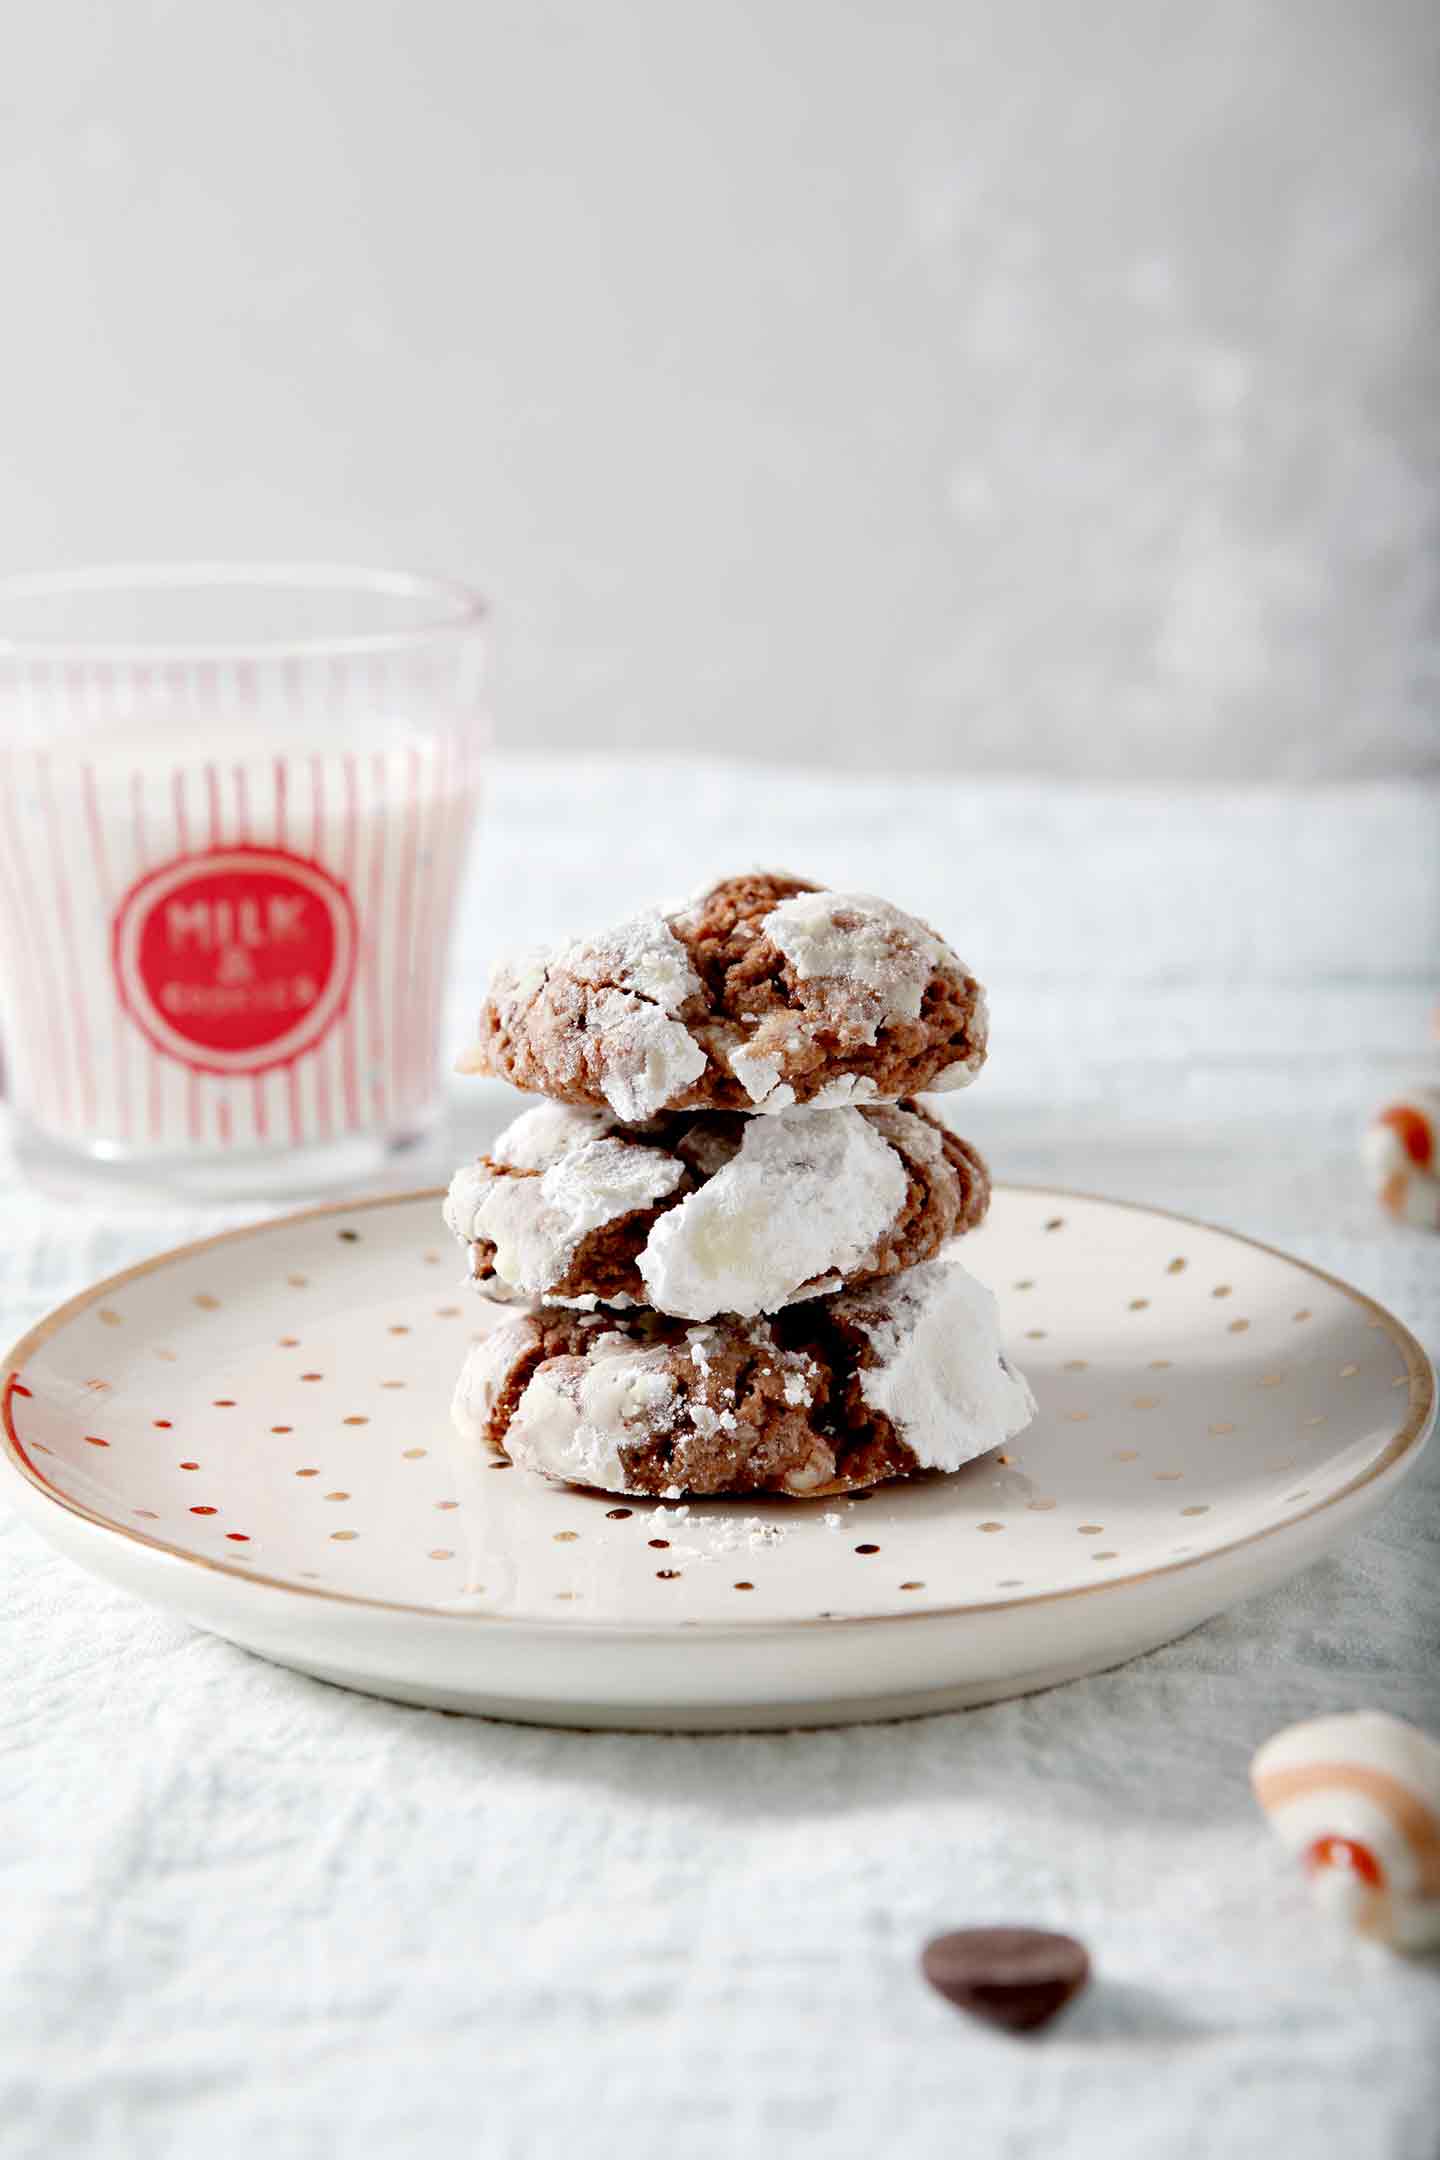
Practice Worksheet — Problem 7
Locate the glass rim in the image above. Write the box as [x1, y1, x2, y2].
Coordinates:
[0, 562, 488, 663]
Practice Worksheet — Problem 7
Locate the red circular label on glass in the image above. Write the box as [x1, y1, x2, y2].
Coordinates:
[113, 848, 357, 1076]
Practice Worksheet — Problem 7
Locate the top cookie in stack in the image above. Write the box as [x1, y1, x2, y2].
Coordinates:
[447, 873, 1034, 1498]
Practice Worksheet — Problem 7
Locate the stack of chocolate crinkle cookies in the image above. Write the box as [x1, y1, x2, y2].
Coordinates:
[446, 872, 1036, 1499]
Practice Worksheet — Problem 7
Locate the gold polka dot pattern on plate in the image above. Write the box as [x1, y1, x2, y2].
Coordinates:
[429, 1548, 454, 1561]
[1044, 1218, 1064, 1232]
[98, 1309, 122, 1327]
[193, 1293, 220, 1310]
[287, 1274, 308, 1288]
[1212, 1285, 1231, 1300]
[330, 1530, 358, 1542]
[1180, 1504, 1210, 1517]
[324, 1491, 350, 1502]
[435, 1501, 459, 1512]
[14, 1181, 1406, 1650]
[1258, 1373, 1284, 1389]
[1293, 1309, 1312, 1323]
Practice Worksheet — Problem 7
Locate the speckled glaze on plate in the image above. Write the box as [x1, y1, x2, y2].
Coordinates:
[1, 1187, 1431, 1730]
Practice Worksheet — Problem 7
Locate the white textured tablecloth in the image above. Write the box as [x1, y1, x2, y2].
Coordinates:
[3, 762, 1438, 2160]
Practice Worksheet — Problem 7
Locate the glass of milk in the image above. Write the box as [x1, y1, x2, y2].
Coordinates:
[0, 565, 486, 1200]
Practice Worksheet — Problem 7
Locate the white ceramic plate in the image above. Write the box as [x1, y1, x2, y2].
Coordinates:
[2, 1187, 1431, 1730]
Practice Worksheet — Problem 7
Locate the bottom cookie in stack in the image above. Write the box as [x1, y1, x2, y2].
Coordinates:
[451, 1259, 1035, 1499]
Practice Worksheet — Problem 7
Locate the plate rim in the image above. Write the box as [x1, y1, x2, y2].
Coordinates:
[2, 1182, 1433, 1634]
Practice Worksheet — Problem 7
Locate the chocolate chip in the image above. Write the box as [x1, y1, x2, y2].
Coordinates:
[920, 1928, 1090, 2034]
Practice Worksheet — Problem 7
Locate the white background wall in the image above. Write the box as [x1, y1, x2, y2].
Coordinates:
[2, 0, 1436, 780]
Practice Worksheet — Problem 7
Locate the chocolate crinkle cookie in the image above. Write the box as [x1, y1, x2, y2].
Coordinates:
[457, 871, 988, 1121]
[444, 1096, 990, 1322]
[451, 1260, 1035, 1499]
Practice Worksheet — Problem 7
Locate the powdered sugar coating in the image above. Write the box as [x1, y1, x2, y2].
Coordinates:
[450, 1098, 990, 1316]
[806, 1074, 880, 1109]
[462, 873, 987, 1114]
[463, 913, 707, 1121]
[927, 989, 990, 1092]
[762, 891, 958, 1040]
[489, 1100, 615, 1169]
[727, 1043, 796, 1112]
[448, 1259, 1033, 1498]
[450, 1311, 543, 1440]
[835, 1261, 1036, 1474]
[566, 909, 701, 1013]
[638, 1107, 907, 1320]
[444, 1114, 686, 1301]
[582, 989, 708, 1121]
[504, 1335, 679, 1490]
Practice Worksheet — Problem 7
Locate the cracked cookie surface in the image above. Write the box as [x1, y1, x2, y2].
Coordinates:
[459, 872, 987, 1120]
[450, 1260, 1035, 1498]
[445, 1097, 990, 1320]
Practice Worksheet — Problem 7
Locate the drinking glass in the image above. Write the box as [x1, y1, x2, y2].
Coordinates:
[0, 565, 487, 1200]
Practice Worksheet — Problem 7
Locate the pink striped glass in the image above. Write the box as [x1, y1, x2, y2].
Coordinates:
[0, 566, 486, 1200]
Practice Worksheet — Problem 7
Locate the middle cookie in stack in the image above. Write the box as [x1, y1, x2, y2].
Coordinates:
[447, 872, 1035, 1499]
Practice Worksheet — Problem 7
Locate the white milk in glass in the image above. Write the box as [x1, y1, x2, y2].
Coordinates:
[0, 699, 479, 1195]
